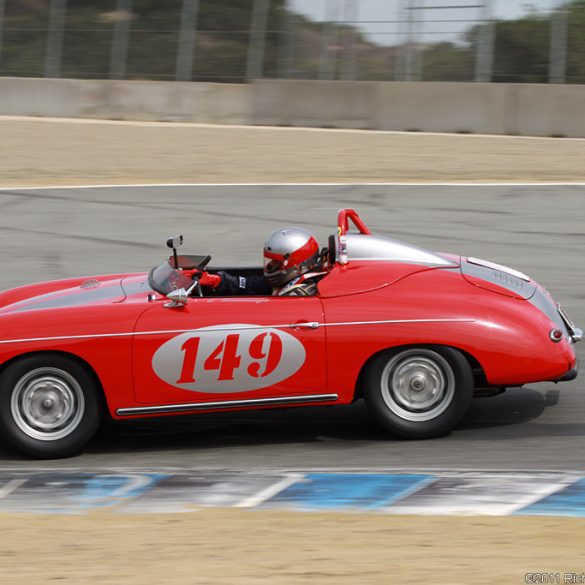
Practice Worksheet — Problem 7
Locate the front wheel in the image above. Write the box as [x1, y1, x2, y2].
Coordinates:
[0, 355, 101, 458]
[363, 346, 474, 439]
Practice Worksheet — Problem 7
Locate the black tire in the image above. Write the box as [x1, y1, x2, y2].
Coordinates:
[0, 354, 101, 459]
[363, 346, 474, 439]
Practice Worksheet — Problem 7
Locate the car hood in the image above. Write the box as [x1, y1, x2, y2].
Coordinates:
[0, 275, 130, 315]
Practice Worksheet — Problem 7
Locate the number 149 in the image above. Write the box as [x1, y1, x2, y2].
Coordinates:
[176, 332, 283, 384]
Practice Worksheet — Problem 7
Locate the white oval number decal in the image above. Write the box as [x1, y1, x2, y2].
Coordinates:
[152, 325, 306, 393]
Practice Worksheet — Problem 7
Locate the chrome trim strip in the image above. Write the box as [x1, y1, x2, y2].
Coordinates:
[0, 331, 135, 345]
[0, 325, 288, 345]
[324, 318, 474, 327]
[0, 319, 475, 345]
[557, 305, 581, 344]
[116, 393, 339, 416]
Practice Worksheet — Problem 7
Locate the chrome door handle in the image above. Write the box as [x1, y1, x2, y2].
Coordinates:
[290, 321, 320, 329]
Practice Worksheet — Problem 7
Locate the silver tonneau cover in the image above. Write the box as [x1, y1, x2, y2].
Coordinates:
[345, 233, 455, 266]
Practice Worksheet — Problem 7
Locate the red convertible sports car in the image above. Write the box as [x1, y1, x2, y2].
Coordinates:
[0, 209, 580, 458]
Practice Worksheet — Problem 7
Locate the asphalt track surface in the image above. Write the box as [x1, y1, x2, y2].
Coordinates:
[0, 184, 583, 472]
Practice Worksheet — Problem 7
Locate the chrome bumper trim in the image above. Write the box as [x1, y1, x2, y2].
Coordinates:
[557, 305, 581, 343]
[117, 393, 339, 417]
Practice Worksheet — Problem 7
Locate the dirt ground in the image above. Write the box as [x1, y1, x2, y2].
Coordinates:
[0, 510, 583, 585]
[1, 116, 585, 186]
[1, 116, 584, 583]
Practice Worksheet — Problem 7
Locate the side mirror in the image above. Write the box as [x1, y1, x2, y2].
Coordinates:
[164, 288, 188, 308]
[167, 235, 183, 249]
[167, 234, 183, 269]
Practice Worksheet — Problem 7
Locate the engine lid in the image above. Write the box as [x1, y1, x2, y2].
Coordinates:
[461, 256, 537, 299]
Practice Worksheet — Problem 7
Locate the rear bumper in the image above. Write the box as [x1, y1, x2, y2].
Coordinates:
[555, 361, 579, 382]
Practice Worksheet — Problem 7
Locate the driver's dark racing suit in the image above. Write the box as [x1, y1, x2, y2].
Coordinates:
[214, 271, 325, 297]
[214, 271, 271, 296]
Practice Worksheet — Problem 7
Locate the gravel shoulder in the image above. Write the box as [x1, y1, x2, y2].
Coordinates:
[1, 510, 583, 585]
[2, 116, 585, 186]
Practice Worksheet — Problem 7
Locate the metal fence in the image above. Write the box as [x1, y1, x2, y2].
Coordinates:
[0, 0, 579, 83]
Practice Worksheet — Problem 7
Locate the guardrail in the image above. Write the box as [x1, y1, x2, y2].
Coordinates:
[2, 77, 585, 137]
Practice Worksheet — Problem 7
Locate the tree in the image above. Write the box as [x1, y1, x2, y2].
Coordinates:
[566, 0, 585, 83]
[422, 42, 474, 82]
[1, 0, 289, 81]
[463, 0, 585, 84]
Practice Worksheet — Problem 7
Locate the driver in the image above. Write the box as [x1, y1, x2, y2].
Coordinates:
[195, 227, 326, 296]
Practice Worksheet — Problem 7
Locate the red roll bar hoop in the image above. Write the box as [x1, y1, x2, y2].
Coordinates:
[336, 208, 372, 265]
[337, 208, 372, 236]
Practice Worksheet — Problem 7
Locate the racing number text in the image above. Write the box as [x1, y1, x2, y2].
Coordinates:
[176, 332, 283, 384]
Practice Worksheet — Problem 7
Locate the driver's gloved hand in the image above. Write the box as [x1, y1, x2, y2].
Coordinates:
[198, 271, 221, 289]
[182, 269, 221, 289]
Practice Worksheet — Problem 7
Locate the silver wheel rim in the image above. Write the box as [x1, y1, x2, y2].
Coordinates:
[380, 349, 455, 422]
[10, 367, 85, 441]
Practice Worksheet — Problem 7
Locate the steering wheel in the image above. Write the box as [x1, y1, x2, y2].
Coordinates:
[191, 276, 203, 298]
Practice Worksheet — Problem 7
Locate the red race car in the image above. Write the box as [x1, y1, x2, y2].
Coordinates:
[0, 209, 580, 458]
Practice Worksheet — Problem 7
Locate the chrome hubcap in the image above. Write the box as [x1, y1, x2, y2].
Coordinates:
[381, 350, 455, 422]
[11, 368, 85, 441]
[410, 376, 426, 391]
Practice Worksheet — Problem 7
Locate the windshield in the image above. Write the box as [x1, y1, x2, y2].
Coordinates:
[148, 260, 194, 296]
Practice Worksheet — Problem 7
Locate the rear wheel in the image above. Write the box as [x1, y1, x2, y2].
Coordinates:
[0, 355, 100, 458]
[363, 346, 473, 439]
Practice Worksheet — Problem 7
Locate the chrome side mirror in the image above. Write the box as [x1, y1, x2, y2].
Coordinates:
[164, 279, 199, 308]
[164, 288, 188, 308]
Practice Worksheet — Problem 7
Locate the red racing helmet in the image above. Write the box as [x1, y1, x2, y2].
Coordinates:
[263, 227, 320, 288]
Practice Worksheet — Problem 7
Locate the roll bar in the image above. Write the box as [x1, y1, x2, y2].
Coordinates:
[337, 208, 372, 236]
[336, 208, 372, 265]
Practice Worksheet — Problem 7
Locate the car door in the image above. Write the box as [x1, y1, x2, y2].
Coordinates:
[132, 294, 326, 406]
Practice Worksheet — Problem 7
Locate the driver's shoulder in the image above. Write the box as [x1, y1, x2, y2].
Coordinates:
[279, 272, 328, 297]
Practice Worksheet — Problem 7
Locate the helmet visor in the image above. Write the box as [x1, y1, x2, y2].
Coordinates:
[263, 256, 285, 274]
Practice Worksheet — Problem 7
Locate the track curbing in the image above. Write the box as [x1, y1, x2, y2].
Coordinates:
[0, 469, 584, 517]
